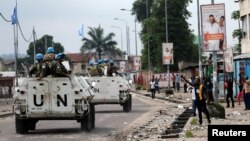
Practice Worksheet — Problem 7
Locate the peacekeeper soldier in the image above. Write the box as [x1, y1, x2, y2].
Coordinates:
[103, 58, 110, 76]
[29, 53, 50, 79]
[96, 59, 104, 76]
[51, 53, 69, 77]
[87, 60, 99, 76]
[107, 60, 119, 76]
[44, 47, 55, 66]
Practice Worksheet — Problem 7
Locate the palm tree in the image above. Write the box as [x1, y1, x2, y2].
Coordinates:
[231, 10, 242, 54]
[81, 25, 117, 59]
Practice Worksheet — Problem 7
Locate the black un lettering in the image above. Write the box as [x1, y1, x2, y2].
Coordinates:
[33, 95, 44, 107]
[57, 94, 67, 107]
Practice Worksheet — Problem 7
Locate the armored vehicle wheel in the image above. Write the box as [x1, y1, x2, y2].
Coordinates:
[123, 94, 132, 112]
[90, 104, 95, 129]
[81, 107, 92, 132]
[15, 116, 29, 134]
[128, 94, 132, 111]
[28, 120, 37, 130]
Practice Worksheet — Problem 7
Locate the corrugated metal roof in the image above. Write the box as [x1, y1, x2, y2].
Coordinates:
[0, 71, 15, 77]
[233, 53, 250, 60]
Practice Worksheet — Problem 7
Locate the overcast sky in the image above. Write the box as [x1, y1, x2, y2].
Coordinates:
[0, 0, 239, 56]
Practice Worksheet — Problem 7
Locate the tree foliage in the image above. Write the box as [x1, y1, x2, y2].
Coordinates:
[231, 10, 242, 54]
[27, 35, 64, 60]
[81, 25, 123, 59]
[132, 0, 198, 72]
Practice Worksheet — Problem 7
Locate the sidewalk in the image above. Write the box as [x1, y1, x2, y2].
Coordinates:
[0, 99, 14, 117]
[133, 89, 250, 140]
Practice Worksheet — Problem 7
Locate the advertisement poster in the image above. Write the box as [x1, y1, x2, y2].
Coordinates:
[201, 3, 226, 51]
[133, 56, 141, 71]
[162, 43, 174, 65]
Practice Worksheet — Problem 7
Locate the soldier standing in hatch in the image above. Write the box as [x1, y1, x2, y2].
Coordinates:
[44, 47, 55, 64]
[107, 60, 119, 76]
[29, 53, 50, 80]
[51, 53, 69, 77]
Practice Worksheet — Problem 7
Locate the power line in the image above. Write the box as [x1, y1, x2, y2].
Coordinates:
[17, 21, 32, 42]
[0, 13, 11, 22]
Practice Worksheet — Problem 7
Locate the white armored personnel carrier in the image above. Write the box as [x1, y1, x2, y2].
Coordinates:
[87, 75, 132, 112]
[13, 76, 95, 134]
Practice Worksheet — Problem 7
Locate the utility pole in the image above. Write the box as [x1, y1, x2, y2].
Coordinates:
[165, 0, 170, 89]
[197, 0, 202, 79]
[210, 0, 219, 103]
[33, 27, 36, 64]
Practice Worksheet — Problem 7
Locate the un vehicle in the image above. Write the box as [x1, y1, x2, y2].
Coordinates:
[87, 75, 132, 112]
[13, 76, 95, 134]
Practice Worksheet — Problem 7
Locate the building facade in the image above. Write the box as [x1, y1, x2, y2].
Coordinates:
[239, 0, 250, 53]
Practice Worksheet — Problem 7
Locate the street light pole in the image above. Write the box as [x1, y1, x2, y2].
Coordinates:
[111, 26, 123, 52]
[120, 8, 137, 56]
[165, 0, 170, 89]
[114, 18, 129, 56]
[197, 0, 202, 79]
[211, 0, 219, 103]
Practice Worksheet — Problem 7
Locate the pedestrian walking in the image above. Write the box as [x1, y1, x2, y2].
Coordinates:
[243, 77, 250, 110]
[172, 73, 176, 89]
[154, 77, 160, 93]
[149, 79, 156, 99]
[237, 74, 244, 105]
[226, 78, 234, 108]
[175, 74, 180, 92]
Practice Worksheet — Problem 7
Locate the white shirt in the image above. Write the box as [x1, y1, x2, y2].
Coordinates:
[204, 22, 222, 51]
[150, 81, 155, 89]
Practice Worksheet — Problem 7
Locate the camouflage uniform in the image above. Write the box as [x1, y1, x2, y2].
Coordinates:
[107, 64, 119, 76]
[29, 62, 50, 78]
[51, 60, 69, 77]
[44, 53, 55, 62]
[87, 65, 99, 76]
[97, 64, 104, 76]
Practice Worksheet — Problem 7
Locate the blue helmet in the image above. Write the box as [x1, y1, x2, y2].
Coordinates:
[89, 60, 94, 65]
[47, 47, 55, 53]
[55, 53, 65, 60]
[103, 58, 110, 63]
[35, 53, 44, 60]
[109, 60, 114, 64]
[97, 59, 103, 64]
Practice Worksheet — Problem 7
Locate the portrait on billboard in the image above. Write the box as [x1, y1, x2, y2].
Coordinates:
[201, 4, 226, 51]
[162, 43, 174, 65]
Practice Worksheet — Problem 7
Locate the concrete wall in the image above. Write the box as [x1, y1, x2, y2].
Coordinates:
[240, 0, 250, 53]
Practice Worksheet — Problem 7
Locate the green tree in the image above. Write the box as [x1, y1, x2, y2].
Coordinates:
[231, 10, 242, 54]
[132, 0, 197, 72]
[81, 25, 118, 59]
[27, 35, 64, 62]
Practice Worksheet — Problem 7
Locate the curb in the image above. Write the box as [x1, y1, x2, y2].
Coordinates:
[0, 112, 14, 118]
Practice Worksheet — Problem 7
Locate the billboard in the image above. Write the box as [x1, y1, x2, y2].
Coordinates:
[201, 3, 226, 51]
[162, 43, 174, 65]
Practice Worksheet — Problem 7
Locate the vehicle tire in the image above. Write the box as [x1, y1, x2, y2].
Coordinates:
[81, 107, 92, 132]
[90, 104, 95, 129]
[15, 116, 28, 134]
[123, 95, 131, 112]
[28, 120, 37, 130]
[128, 94, 132, 112]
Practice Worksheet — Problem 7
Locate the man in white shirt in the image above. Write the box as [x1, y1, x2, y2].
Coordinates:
[203, 14, 223, 51]
[149, 79, 156, 99]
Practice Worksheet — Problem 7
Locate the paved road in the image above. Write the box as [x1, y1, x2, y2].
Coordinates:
[0, 95, 152, 141]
